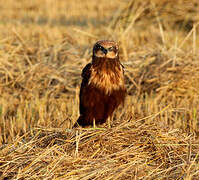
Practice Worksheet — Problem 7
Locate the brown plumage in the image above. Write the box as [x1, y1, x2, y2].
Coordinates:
[76, 40, 126, 127]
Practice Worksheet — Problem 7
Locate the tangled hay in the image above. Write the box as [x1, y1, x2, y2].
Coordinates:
[1, 121, 199, 179]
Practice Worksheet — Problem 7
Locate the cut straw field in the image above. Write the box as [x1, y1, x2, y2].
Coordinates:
[0, 0, 199, 179]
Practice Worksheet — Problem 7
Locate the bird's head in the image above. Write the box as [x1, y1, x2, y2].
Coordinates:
[93, 40, 119, 59]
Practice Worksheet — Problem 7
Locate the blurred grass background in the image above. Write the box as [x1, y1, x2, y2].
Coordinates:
[0, 0, 199, 179]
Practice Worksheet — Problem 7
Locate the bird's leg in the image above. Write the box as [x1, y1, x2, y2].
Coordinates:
[107, 115, 113, 128]
[93, 118, 96, 129]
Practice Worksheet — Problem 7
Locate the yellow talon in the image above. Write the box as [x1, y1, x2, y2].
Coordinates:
[93, 118, 96, 129]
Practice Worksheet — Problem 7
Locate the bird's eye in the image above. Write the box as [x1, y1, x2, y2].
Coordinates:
[96, 44, 103, 50]
[108, 47, 115, 51]
[99, 46, 104, 50]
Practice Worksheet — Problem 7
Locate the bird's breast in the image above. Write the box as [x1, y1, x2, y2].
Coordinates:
[88, 65, 125, 94]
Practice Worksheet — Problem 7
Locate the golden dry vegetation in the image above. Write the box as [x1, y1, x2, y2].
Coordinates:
[0, 0, 199, 179]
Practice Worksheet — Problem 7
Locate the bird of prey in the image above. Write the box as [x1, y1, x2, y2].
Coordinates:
[76, 40, 126, 128]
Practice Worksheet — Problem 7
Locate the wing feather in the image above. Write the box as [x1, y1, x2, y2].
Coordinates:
[81, 63, 92, 80]
[79, 63, 92, 114]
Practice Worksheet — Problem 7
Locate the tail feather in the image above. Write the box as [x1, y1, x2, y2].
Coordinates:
[74, 115, 92, 127]
[76, 115, 85, 126]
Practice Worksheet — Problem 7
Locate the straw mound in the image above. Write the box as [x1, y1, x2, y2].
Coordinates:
[1, 121, 198, 179]
[126, 51, 199, 97]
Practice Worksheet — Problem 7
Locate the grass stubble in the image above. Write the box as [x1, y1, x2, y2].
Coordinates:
[0, 0, 199, 179]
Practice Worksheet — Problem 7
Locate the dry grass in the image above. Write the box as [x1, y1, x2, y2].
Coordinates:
[0, 0, 199, 179]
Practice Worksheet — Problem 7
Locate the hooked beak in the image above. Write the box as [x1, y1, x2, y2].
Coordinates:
[102, 48, 108, 55]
